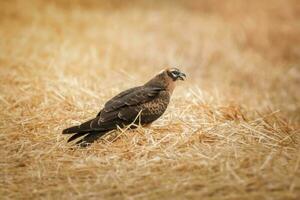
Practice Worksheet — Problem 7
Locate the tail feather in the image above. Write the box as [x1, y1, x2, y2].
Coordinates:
[75, 131, 108, 147]
[67, 132, 88, 142]
[62, 125, 81, 134]
[62, 119, 95, 134]
[62, 118, 110, 147]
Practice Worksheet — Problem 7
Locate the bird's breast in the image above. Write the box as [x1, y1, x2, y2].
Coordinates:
[138, 92, 170, 124]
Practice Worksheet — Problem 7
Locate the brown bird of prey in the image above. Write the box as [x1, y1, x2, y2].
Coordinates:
[62, 68, 186, 147]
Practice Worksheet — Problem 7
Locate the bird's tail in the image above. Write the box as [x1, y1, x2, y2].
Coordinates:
[75, 131, 108, 147]
[62, 118, 111, 147]
[62, 126, 108, 147]
[62, 125, 82, 134]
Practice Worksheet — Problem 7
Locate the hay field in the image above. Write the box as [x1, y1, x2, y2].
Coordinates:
[1, 0, 300, 199]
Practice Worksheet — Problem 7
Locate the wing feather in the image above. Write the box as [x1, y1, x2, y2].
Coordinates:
[103, 87, 162, 112]
[64, 86, 164, 140]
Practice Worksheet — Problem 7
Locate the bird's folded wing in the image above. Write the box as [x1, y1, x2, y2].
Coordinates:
[76, 86, 164, 132]
[96, 87, 140, 117]
[103, 86, 163, 112]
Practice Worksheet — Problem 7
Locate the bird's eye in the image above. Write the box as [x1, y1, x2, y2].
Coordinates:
[167, 69, 180, 80]
[171, 70, 180, 77]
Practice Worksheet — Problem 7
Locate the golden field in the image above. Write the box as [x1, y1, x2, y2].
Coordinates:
[0, 0, 299, 199]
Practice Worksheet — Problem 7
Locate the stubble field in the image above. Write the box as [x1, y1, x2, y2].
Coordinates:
[0, 0, 299, 199]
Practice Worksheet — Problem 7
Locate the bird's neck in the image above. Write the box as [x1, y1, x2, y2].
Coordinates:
[166, 81, 175, 95]
[144, 73, 175, 95]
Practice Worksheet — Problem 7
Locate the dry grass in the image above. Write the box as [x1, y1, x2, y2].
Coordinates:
[1, 0, 300, 199]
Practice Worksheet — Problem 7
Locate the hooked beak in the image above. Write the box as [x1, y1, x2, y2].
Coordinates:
[177, 72, 186, 81]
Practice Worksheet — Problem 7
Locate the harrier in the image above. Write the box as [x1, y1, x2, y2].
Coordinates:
[62, 68, 186, 147]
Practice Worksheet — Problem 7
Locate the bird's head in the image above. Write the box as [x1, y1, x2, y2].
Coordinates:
[165, 68, 186, 81]
[145, 67, 186, 93]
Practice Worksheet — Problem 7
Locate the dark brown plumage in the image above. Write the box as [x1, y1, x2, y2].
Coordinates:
[62, 68, 186, 147]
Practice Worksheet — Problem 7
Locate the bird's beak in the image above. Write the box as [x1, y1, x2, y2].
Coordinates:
[177, 72, 186, 81]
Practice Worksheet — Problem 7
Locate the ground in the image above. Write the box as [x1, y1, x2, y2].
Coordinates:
[0, 0, 300, 199]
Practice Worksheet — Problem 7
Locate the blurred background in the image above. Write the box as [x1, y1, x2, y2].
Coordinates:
[1, 1, 300, 199]
[1, 0, 299, 120]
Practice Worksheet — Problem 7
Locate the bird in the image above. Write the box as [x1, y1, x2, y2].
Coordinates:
[62, 68, 186, 147]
